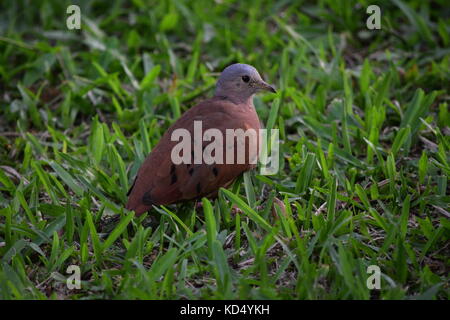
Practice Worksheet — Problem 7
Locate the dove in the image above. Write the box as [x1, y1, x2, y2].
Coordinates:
[126, 63, 276, 215]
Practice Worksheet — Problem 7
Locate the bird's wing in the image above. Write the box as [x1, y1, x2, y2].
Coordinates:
[126, 97, 261, 215]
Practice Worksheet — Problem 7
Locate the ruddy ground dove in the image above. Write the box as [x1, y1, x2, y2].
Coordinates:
[126, 63, 276, 215]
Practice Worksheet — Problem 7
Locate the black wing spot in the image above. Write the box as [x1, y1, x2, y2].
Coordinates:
[170, 164, 176, 174]
[171, 173, 178, 185]
[142, 191, 153, 205]
[188, 168, 194, 176]
[212, 167, 219, 177]
[196, 182, 201, 194]
[127, 176, 137, 196]
[190, 150, 195, 165]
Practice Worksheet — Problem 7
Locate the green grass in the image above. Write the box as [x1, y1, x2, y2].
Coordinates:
[0, 0, 449, 299]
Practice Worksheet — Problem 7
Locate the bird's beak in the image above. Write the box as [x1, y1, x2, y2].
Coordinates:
[255, 80, 277, 93]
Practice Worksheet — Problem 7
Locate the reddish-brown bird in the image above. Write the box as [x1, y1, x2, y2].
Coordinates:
[126, 63, 276, 215]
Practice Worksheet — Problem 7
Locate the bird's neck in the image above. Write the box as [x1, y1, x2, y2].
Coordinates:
[214, 91, 255, 106]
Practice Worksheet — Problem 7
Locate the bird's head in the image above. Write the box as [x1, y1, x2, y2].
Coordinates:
[215, 63, 276, 103]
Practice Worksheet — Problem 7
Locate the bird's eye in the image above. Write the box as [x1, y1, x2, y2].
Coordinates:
[242, 75, 250, 83]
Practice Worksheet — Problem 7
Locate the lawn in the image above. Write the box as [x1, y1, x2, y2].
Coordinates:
[0, 0, 449, 300]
